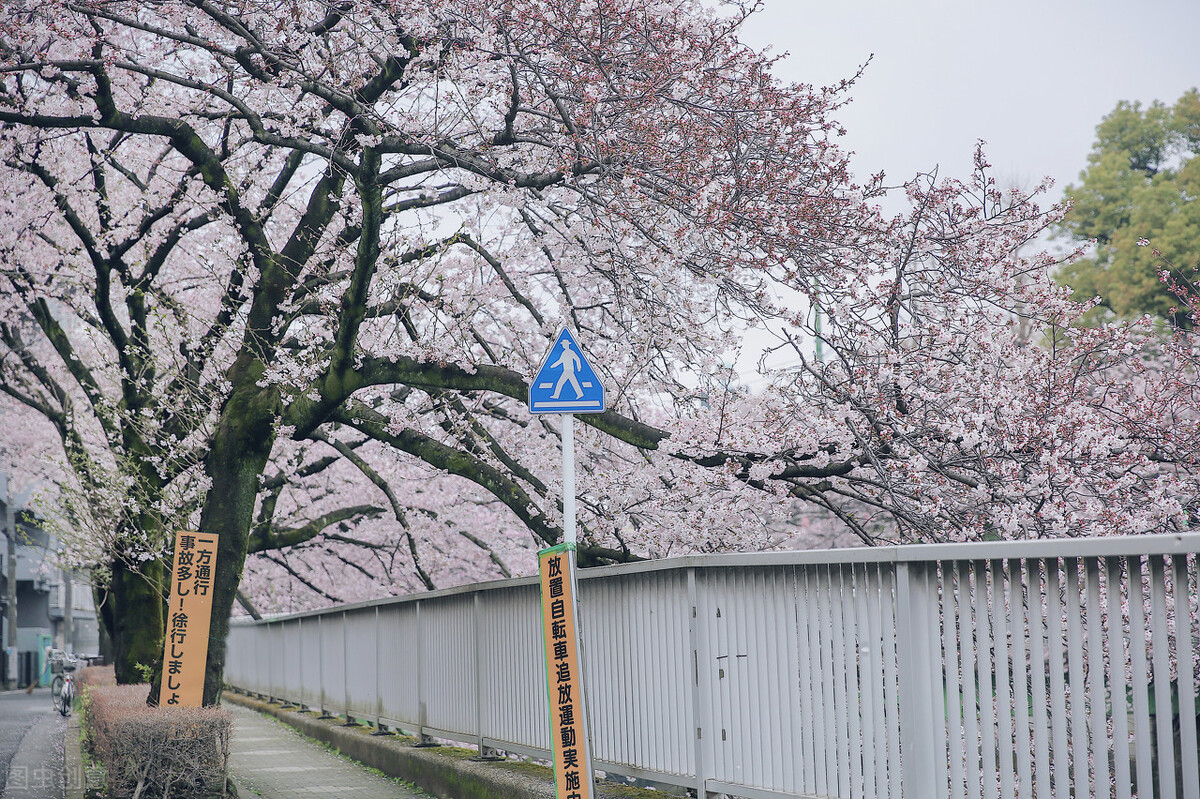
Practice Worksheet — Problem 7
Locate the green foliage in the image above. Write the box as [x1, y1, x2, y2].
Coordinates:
[1058, 89, 1200, 323]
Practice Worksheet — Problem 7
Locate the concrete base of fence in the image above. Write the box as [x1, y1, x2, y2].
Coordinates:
[222, 692, 664, 799]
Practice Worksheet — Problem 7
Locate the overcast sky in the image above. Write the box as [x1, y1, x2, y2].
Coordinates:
[738, 0, 1200, 199]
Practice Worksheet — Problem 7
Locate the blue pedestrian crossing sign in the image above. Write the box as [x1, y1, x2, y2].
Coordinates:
[528, 328, 605, 415]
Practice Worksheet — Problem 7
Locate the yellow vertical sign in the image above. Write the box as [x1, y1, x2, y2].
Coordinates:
[159, 531, 218, 707]
[539, 543, 594, 799]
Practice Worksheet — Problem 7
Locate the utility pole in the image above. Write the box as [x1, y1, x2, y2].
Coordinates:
[63, 567, 74, 654]
[3, 472, 17, 690]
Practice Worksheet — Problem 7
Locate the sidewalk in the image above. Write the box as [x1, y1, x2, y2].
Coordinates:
[223, 693, 666, 799]
[2, 702, 65, 799]
[226, 703, 433, 799]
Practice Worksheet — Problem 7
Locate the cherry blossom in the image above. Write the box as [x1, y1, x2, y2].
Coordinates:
[1, 1, 1197, 700]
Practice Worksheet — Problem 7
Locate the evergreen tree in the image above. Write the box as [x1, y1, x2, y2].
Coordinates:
[1058, 89, 1200, 323]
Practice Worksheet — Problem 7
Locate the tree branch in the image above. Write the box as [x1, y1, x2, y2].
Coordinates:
[308, 429, 436, 590]
[247, 505, 385, 553]
[331, 402, 563, 548]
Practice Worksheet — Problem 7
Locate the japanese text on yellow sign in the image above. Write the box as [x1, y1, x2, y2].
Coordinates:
[159, 531, 218, 707]
[539, 544, 593, 799]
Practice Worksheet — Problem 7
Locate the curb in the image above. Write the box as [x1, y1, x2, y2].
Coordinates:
[222, 692, 663, 799]
[64, 711, 86, 799]
[65, 701, 105, 799]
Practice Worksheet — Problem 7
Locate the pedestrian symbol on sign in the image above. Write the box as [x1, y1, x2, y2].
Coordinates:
[551, 341, 582, 399]
[528, 329, 605, 414]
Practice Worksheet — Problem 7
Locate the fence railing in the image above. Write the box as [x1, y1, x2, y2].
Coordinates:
[226, 533, 1200, 799]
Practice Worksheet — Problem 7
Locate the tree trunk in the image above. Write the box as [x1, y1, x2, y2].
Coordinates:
[104, 556, 166, 685]
[93, 580, 114, 665]
[196, 362, 280, 706]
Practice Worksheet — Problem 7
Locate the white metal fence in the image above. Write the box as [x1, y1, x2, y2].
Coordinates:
[226, 533, 1200, 799]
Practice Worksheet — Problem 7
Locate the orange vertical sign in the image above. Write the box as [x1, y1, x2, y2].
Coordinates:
[539, 543, 594, 799]
[159, 531, 218, 707]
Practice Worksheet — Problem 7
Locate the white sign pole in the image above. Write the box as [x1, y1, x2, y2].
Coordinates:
[529, 333, 600, 799]
[562, 413, 576, 545]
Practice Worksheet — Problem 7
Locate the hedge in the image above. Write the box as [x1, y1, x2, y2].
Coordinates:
[83, 681, 231, 799]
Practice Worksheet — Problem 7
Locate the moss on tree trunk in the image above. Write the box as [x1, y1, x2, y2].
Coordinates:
[104, 556, 165, 685]
[196, 360, 280, 706]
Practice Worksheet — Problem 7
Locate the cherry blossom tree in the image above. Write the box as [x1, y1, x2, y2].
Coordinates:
[0, 0, 871, 700]
[2, 0, 1198, 705]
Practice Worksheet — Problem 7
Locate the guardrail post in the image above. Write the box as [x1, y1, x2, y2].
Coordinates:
[895, 561, 938, 798]
[473, 591, 502, 759]
[688, 568, 714, 798]
[370, 606, 396, 736]
[414, 599, 437, 746]
[319, 614, 334, 718]
[343, 610, 358, 724]
[264, 620, 273, 702]
[474, 592, 482, 752]
[297, 617, 306, 711]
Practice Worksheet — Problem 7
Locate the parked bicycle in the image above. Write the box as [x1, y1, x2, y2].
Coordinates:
[47, 651, 78, 716]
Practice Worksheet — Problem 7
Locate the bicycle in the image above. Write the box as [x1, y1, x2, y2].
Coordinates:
[49, 672, 64, 702]
[47, 651, 77, 716]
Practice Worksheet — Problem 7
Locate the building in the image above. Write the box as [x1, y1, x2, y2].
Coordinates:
[1, 493, 100, 689]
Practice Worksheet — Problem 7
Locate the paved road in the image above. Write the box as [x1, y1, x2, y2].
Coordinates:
[227, 703, 433, 799]
[0, 688, 65, 799]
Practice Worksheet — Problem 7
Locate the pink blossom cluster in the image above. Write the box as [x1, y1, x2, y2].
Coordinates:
[0, 1, 1196, 615]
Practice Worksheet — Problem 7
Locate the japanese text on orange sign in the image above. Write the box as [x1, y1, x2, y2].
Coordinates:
[159, 531, 218, 707]
[539, 546, 592, 799]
